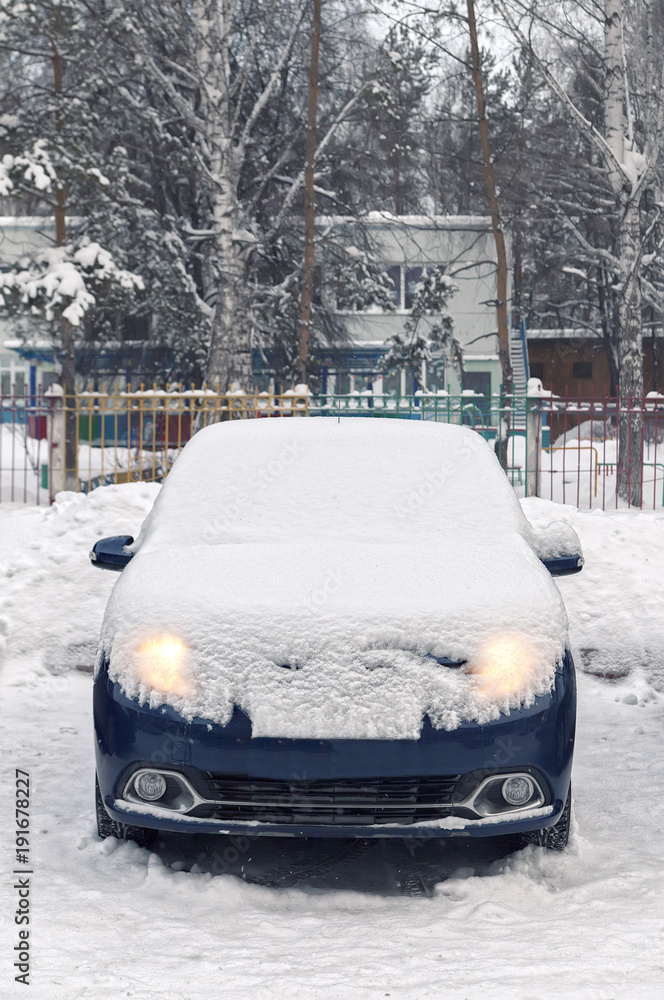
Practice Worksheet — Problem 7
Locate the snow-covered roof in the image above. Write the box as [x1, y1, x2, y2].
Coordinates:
[526, 327, 601, 340]
[528, 326, 664, 341]
[102, 418, 569, 739]
[0, 215, 81, 227]
[319, 213, 493, 229]
[3, 338, 54, 351]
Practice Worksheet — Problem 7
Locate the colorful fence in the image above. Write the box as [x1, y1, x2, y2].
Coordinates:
[1, 385, 663, 510]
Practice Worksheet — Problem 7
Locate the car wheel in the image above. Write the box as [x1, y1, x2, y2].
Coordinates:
[95, 775, 157, 849]
[521, 784, 571, 851]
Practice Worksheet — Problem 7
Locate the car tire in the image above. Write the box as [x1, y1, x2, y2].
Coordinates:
[521, 784, 571, 851]
[95, 775, 157, 849]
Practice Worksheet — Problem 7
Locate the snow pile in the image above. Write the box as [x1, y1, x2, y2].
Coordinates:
[523, 497, 664, 687]
[551, 419, 610, 447]
[101, 419, 568, 738]
[527, 518, 584, 561]
[0, 484, 159, 671]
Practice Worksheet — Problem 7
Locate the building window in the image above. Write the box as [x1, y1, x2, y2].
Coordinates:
[384, 265, 436, 311]
[40, 372, 57, 393]
[462, 372, 491, 396]
[572, 361, 592, 379]
[123, 315, 150, 341]
[386, 265, 401, 307]
[0, 353, 27, 396]
[530, 363, 544, 380]
[404, 267, 423, 309]
[337, 262, 445, 314]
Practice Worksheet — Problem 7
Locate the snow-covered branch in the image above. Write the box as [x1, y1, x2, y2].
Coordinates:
[0, 140, 59, 197]
[0, 244, 144, 327]
[270, 85, 368, 237]
[495, 0, 631, 191]
[237, 5, 306, 155]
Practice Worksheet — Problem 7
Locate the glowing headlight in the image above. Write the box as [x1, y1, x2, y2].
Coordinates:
[136, 635, 193, 696]
[469, 635, 536, 698]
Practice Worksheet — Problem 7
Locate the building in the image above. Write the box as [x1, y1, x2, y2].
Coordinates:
[0, 217, 58, 396]
[2, 213, 527, 397]
[527, 326, 664, 398]
[311, 213, 522, 398]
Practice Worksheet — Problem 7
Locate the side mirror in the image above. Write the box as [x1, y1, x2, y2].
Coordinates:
[90, 535, 134, 571]
[529, 520, 584, 576]
[541, 554, 583, 576]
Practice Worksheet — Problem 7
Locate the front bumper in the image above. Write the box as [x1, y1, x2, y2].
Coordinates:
[94, 654, 576, 840]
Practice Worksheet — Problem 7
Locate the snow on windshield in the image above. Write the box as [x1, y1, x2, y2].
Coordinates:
[134, 417, 528, 546]
[102, 419, 569, 739]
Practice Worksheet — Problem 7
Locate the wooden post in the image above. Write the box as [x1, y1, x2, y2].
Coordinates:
[526, 393, 539, 498]
[52, 30, 77, 490]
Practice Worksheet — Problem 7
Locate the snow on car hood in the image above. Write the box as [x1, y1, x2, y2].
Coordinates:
[100, 418, 569, 739]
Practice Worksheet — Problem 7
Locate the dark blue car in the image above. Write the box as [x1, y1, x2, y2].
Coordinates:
[91, 419, 581, 851]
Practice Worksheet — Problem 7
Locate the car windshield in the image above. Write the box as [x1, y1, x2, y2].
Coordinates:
[138, 417, 526, 550]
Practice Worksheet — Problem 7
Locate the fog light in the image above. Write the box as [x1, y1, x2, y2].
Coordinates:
[502, 775, 534, 806]
[134, 771, 167, 801]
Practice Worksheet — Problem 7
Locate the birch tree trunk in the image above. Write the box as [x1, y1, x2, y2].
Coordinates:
[194, 0, 252, 391]
[192, 0, 306, 390]
[297, 0, 322, 385]
[604, 0, 644, 504]
[207, 178, 251, 390]
[603, 0, 624, 192]
[616, 198, 644, 504]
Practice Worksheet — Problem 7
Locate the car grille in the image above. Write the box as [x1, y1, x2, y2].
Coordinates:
[196, 773, 463, 825]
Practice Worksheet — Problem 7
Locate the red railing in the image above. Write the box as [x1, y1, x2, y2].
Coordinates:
[531, 391, 664, 510]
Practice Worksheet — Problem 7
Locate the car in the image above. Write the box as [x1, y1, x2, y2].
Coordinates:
[90, 417, 582, 851]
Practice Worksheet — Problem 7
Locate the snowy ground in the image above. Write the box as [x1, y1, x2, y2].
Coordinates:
[1, 485, 663, 998]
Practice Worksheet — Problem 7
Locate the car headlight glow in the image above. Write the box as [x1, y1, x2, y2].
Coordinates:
[469, 635, 536, 698]
[136, 635, 193, 696]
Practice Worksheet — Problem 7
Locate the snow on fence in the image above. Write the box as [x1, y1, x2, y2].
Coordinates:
[1, 385, 663, 510]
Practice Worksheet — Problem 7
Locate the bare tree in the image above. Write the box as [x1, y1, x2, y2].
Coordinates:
[496, 0, 664, 505]
[0, 1, 141, 484]
[297, 0, 323, 385]
[190, 0, 306, 389]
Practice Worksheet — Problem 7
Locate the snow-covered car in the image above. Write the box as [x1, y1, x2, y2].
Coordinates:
[90, 418, 582, 850]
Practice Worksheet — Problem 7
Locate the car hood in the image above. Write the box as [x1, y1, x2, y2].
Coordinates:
[100, 537, 568, 740]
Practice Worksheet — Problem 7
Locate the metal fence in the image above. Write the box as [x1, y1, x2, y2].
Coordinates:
[1, 384, 663, 510]
[529, 392, 664, 511]
[0, 389, 55, 504]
